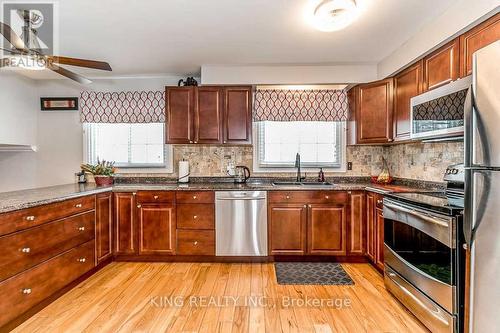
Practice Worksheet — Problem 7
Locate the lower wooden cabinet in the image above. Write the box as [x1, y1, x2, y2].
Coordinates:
[96, 192, 112, 264]
[348, 191, 365, 255]
[137, 203, 176, 255]
[366, 192, 385, 270]
[114, 192, 136, 255]
[177, 230, 215, 255]
[375, 207, 385, 270]
[268, 204, 307, 255]
[366, 193, 376, 261]
[307, 204, 347, 255]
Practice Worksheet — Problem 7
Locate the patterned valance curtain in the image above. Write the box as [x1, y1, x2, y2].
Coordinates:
[253, 89, 348, 122]
[79, 91, 165, 123]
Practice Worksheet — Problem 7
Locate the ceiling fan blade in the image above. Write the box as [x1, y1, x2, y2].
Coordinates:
[0, 22, 27, 51]
[48, 64, 92, 85]
[48, 56, 112, 71]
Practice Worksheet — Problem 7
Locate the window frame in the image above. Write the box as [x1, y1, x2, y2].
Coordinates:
[252, 121, 347, 173]
[82, 123, 174, 173]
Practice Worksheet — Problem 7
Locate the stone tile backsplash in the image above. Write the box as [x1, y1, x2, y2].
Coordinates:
[118, 141, 463, 183]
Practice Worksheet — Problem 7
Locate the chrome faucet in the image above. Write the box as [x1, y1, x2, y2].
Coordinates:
[295, 153, 306, 182]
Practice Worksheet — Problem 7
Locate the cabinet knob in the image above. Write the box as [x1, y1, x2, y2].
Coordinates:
[154, 195, 159, 200]
[25, 216, 36, 221]
[308, 204, 312, 208]
[194, 141, 198, 144]
[75, 203, 83, 208]
[20, 247, 31, 253]
[377, 200, 383, 204]
[303, 204, 307, 208]
[193, 215, 198, 220]
[133, 192, 137, 196]
[223, 141, 227, 143]
[78, 226, 85, 231]
[189, 140, 193, 143]
[348, 191, 352, 194]
[193, 195, 197, 199]
[194, 241, 198, 245]
[22, 288, 32, 295]
[137, 204, 142, 208]
[77, 258, 86, 263]
[325, 195, 330, 199]
[286, 195, 290, 199]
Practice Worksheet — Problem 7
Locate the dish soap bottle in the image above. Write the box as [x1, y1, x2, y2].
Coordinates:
[318, 168, 325, 182]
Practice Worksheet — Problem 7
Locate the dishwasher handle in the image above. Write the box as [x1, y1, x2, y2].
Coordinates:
[215, 191, 267, 200]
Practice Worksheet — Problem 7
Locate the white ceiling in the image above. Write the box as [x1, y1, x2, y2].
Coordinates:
[5, 0, 459, 78]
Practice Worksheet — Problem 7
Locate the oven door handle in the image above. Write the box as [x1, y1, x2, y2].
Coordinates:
[386, 271, 451, 326]
[384, 202, 450, 228]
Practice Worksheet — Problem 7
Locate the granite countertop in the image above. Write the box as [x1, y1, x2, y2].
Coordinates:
[0, 183, 112, 214]
[0, 178, 440, 214]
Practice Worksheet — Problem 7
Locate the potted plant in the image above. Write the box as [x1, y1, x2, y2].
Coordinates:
[81, 160, 117, 186]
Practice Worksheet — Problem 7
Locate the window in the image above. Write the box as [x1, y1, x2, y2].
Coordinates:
[84, 123, 171, 168]
[254, 121, 346, 171]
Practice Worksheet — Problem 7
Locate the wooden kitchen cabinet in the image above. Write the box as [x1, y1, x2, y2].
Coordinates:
[366, 191, 385, 271]
[393, 61, 423, 141]
[351, 78, 394, 144]
[137, 204, 176, 255]
[165, 85, 252, 145]
[114, 192, 136, 255]
[423, 38, 460, 91]
[166, 86, 195, 144]
[195, 87, 223, 144]
[268, 204, 307, 255]
[375, 208, 385, 270]
[460, 13, 500, 77]
[223, 86, 252, 144]
[366, 192, 376, 261]
[96, 192, 112, 264]
[348, 191, 365, 256]
[307, 204, 347, 255]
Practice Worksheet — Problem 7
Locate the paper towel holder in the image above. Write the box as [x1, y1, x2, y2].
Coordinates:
[178, 159, 190, 183]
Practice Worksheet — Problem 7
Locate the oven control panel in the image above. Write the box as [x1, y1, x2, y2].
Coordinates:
[443, 163, 464, 183]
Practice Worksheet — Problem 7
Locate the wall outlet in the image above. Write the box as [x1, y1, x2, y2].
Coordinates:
[347, 162, 353, 170]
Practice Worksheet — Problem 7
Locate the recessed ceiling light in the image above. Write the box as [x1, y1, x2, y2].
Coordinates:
[306, 0, 361, 32]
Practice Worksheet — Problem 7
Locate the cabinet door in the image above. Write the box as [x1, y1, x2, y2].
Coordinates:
[348, 192, 365, 255]
[195, 87, 223, 144]
[423, 38, 460, 91]
[223, 86, 252, 144]
[394, 61, 423, 141]
[137, 204, 176, 255]
[96, 192, 112, 264]
[366, 193, 375, 261]
[356, 79, 394, 144]
[307, 204, 347, 255]
[114, 192, 136, 255]
[375, 208, 385, 271]
[268, 204, 307, 255]
[460, 14, 500, 77]
[166, 87, 195, 144]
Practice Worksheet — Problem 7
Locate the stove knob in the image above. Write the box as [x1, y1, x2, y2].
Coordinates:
[453, 169, 459, 174]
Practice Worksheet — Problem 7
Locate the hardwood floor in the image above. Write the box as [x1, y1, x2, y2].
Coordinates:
[12, 262, 429, 333]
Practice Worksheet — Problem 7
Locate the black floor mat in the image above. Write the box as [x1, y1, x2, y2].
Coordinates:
[274, 262, 354, 285]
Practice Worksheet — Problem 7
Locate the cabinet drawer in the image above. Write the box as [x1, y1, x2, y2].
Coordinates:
[268, 191, 348, 204]
[136, 191, 175, 204]
[176, 191, 214, 204]
[0, 211, 95, 282]
[0, 240, 95, 327]
[0, 195, 96, 236]
[177, 230, 215, 255]
[177, 204, 214, 229]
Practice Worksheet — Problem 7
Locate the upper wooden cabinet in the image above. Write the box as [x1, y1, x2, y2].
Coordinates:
[166, 87, 195, 144]
[423, 38, 460, 91]
[165, 85, 252, 145]
[351, 78, 394, 144]
[223, 86, 252, 144]
[460, 13, 500, 77]
[195, 87, 223, 144]
[393, 60, 423, 141]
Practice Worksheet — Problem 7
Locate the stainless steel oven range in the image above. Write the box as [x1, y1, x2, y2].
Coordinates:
[383, 164, 465, 333]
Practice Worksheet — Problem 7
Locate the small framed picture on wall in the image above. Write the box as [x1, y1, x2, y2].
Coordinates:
[40, 97, 79, 111]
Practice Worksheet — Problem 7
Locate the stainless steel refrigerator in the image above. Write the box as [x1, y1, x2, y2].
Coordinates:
[464, 40, 500, 333]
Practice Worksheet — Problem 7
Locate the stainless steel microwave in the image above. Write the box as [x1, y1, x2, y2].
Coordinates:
[410, 76, 472, 140]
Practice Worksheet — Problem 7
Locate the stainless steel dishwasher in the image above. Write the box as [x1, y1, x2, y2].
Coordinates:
[215, 191, 267, 256]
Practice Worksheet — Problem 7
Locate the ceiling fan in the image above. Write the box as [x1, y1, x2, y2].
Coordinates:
[0, 10, 111, 84]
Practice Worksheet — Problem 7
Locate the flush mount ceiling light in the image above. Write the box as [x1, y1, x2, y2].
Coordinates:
[308, 0, 361, 32]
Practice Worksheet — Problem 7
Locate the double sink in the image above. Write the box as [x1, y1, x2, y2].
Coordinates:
[272, 181, 334, 188]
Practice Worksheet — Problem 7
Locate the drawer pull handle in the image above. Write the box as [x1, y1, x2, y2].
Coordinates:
[21, 247, 31, 253]
[75, 204, 83, 208]
[193, 195, 197, 199]
[25, 216, 36, 221]
[194, 241, 198, 245]
[22, 288, 32, 295]
[154, 195, 159, 199]
[78, 226, 85, 231]
[77, 258, 86, 263]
